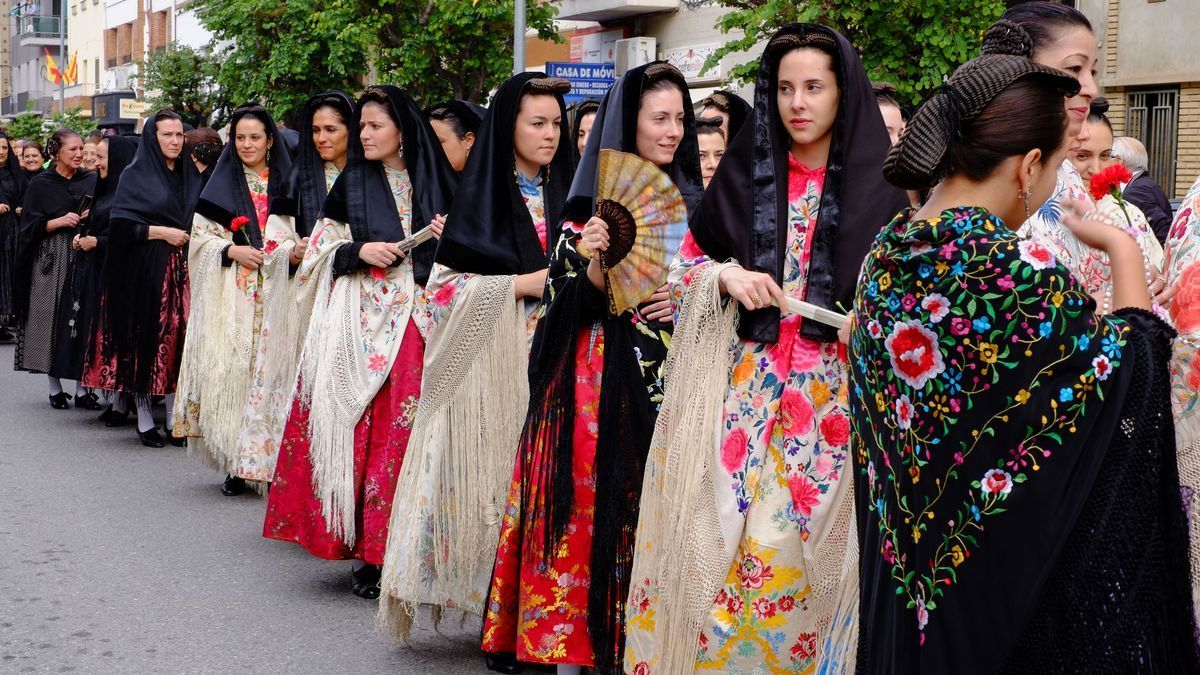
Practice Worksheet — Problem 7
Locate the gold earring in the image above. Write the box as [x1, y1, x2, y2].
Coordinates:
[1021, 187, 1032, 221]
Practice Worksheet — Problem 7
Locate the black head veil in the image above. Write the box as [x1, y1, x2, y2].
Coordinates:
[0, 132, 28, 205]
[110, 110, 202, 231]
[564, 60, 704, 224]
[701, 89, 753, 140]
[194, 104, 294, 248]
[436, 73, 574, 276]
[424, 99, 486, 136]
[322, 86, 457, 285]
[91, 135, 139, 235]
[689, 23, 907, 343]
[270, 91, 355, 237]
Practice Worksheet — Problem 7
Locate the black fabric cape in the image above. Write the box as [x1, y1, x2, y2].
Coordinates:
[13, 166, 96, 320]
[101, 113, 201, 394]
[324, 86, 457, 285]
[708, 89, 752, 140]
[63, 136, 138, 379]
[435, 73, 574, 276]
[270, 91, 355, 238]
[689, 23, 908, 343]
[515, 61, 702, 673]
[850, 207, 1198, 672]
[0, 133, 29, 318]
[194, 105, 294, 248]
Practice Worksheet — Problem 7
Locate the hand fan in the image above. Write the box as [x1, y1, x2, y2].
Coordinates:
[594, 148, 688, 316]
[396, 225, 435, 253]
[775, 297, 848, 329]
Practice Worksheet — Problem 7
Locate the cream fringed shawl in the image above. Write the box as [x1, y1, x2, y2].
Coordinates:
[172, 211, 260, 470]
[1164, 173, 1200, 628]
[624, 262, 859, 674]
[378, 271, 529, 641]
[296, 213, 416, 548]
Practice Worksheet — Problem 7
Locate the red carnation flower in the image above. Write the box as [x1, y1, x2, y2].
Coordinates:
[1088, 164, 1132, 202]
[230, 215, 251, 232]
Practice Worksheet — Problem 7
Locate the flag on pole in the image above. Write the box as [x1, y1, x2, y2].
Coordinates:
[63, 50, 78, 85]
[44, 48, 62, 85]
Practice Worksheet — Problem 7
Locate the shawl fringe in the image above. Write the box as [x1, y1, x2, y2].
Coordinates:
[378, 274, 528, 642]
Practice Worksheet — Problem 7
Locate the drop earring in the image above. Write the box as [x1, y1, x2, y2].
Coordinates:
[1021, 187, 1032, 221]
[397, 143, 405, 158]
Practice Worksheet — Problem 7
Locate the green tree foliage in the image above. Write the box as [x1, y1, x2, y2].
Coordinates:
[7, 109, 47, 142]
[708, 0, 1006, 105]
[190, 0, 372, 125]
[51, 107, 99, 137]
[356, 0, 561, 104]
[135, 44, 230, 128]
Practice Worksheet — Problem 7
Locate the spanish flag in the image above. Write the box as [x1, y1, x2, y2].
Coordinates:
[44, 48, 62, 85]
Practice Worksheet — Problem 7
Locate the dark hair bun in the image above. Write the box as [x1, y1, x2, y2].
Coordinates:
[1090, 96, 1109, 117]
[981, 19, 1034, 57]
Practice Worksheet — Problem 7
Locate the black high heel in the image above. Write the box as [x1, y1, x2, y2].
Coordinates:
[74, 392, 103, 411]
[351, 564, 381, 599]
[104, 409, 132, 427]
[49, 393, 71, 410]
[221, 474, 246, 496]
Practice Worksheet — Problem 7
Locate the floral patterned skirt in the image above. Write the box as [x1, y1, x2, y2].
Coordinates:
[262, 320, 424, 565]
[482, 329, 602, 666]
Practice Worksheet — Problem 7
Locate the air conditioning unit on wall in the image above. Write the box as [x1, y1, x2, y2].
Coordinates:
[615, 37, 656, 76]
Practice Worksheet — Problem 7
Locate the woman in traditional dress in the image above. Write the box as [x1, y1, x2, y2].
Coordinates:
[0, 132, 29, 342]
[262, 86, 455, 598]
[378, 73, 575, 641]
[696, 116, 725, 189]
[82, 133, 100, 173]
[21, 141, 45, 177]
[225, 91, 355, 497]
[426, 100, 484, 173]
[59, 135, 138, 416]
[185, 127, 223, 190]
[481, 61, 703, 674]
[84, 136, 139, 427]
[850, 50, 1197, 672]
[623, 25, 907, 674]
[696, 90, 752, 144]
[173, 104, 294, 488]
[12, 129, 97, 408]
[571, 99, 600, 159]
[82, 109, 200, 448]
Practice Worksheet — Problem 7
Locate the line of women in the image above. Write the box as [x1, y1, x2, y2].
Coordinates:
[6, 2, 1200, 672]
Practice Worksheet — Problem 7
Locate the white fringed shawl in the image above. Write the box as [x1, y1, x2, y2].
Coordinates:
[378, 270, 529, 640]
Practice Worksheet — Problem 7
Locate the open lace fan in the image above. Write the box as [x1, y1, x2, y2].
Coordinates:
[595, 148, 688, 316]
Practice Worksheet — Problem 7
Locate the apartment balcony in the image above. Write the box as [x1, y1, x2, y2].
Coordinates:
[17, 15, 65, 47]
[554, 0, 679, 22]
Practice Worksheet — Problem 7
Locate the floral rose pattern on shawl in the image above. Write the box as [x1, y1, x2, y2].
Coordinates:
[849, 206, 1128, 645]
[625, 158, 857, 673]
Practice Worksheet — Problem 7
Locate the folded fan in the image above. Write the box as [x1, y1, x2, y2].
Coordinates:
[775, 297, 848, 329]
[396, 225, 435, 253]
[594, 148, 688, 316]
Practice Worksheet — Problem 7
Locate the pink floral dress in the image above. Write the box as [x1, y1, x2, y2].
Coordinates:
[625, 156, 856, 673]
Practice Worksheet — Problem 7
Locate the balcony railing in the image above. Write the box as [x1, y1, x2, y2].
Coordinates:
[17, 15, 64, 39]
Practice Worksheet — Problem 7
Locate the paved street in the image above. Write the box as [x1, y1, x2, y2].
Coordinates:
[0, 343, 482, 673]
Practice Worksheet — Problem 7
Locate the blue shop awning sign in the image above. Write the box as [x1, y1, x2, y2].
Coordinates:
[546, 62, 616, 104]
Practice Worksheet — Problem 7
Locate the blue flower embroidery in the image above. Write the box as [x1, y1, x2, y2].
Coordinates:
[1078, 334, 1090, 350]
[973, 317, 991, 332]
[1101, 334, 1121, 358]
[918, 263, 934, 279]
[1039, 321, 1053, 338]
[1059, 387, 1074, 402]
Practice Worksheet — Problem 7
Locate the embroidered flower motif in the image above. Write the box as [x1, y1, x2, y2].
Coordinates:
[981, 468, 1013, 497]
[1090, 354, 1112, 382]
[369, 266, 388, 281]
[780, 389, 816, 435]
[788, 473, 822, 516]
[737, 554, 774, 590]
[1059, 387, 1074, 402]
[432, 282, 457, 307]
[921, 293, 950, 323]
[263, 240, 279, 255]
[950, 545, 966, 567]
[868, 319, 883, 339]
[368, 353, 387, 373]
[915, 596, 929, 631]
[720, 427, 749, 474]
[1018, 239, 1056, 270]
[790, 633, 818, 663]
[778, 595, 797, 613]
[752, 597, 777, 619]
[885, 320, 946, 389]
[819, 411, 851, 447]
[1171, 262, 1200, 334]
[895, 395, 914, 430]
[632, 662, 651, 675]
[979, 342, 1000, 364]
[950, 317, 971, 336]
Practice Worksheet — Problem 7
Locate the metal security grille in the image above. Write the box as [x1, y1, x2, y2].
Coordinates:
[1125, 88, 1179, 196]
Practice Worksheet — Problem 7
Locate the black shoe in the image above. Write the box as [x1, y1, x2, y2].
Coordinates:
[137, 427, 165, 448]
[351, 564, 381, 599]
[98, 405, 114, 423]
[484, 653, 524, 674]
[49, 392, 71, 410]
[0, 328, 13, 342]
[221, 474, 246, 496]
[166, 433, 187, 448]
[75, 392, 103, 411]
[104, 409, 131, 427]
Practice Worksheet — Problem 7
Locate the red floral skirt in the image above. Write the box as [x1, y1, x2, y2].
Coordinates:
[482, 329, 601, 666]
[262, 320, 424, 565]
